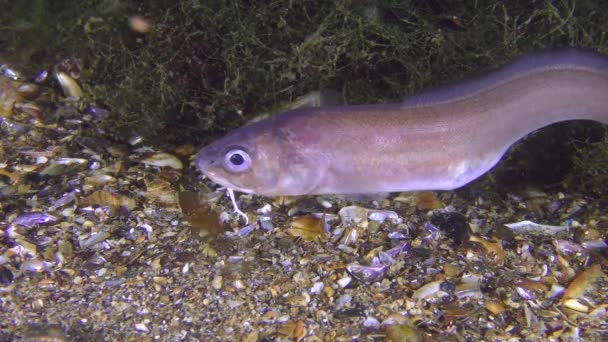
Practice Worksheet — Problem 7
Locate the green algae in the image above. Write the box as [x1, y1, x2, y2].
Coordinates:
[574, 127, 608, 194]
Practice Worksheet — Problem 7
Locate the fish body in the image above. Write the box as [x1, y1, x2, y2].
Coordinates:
[195, 49, 608, 196]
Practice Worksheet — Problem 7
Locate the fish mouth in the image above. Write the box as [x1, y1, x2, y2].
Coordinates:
[200, 169, 227, 187]
[194, 148, 218, 171]
[197, 164, 255, 195]
[194, 148, 255, 194]
[194, 151, 227, 185]
[207, 173, 255, 194]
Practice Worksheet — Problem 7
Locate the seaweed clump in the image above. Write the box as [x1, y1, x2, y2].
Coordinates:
[574, 129, 608, 194]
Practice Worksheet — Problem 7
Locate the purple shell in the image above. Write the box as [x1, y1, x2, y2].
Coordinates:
[14, 212, 58, 228]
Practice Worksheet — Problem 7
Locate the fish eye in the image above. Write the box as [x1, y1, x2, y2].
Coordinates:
[224, 148, 251, 173]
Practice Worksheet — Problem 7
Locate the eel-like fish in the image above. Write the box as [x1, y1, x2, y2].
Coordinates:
[195, 49, 608, 197]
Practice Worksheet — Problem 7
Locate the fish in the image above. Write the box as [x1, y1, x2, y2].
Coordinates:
[195, 49, 608, 198]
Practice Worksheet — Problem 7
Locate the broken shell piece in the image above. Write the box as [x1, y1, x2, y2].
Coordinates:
[80, 190, 137, 210]
[337, 277, 352, 288]
[378, 251, 396, 266]
[14, 101, 41, 117]
[338, 206, 401, 226]
[134, 323, 149, 333]
[367, 209, 401, 223]
[346, 263, 386, 283]
[547, 282, 566, 299]
[1, 65, 25, 81]
[85, 174, 116, 186]
[455, 274, 483, 299]
[145, 178, 179, 209]
[34, 69, 48, 83]
[80, 231, 110, 249]
[256, 203, 272, 214]
[515, 279, 548, 300]
[14, 212, 58, 228]
[277, 320, 306, 340]
[140, 152, 183, 170]
[288, 215, 326, 241]
[504, 220, 568, 237]
[384, 242, 411, 258]
[485, 300, 506, 315]
[310, 281, 324, 295]
[580, 239, 608, 249]
[40, 157, 88, 176]
[413, 280, 446, 300]
[562, 264, 608, 312]
[554, 239, 587, 255]
[362, 316, 380, 330]
[259, 216, 273, 231]
[468, 235, 505, 265]
[20, 259, 53, 273]
[339, 206, 368, 227]
[311, 212, 340, 222]
[225, 222, 257, 238]
[523, 304, 539, 329]
[563, 298, 590, 313]
[341, 227, 360, 245]
[56, 71, 83, 98]
[128, 135, 143, 146]
[440, 303, 473, 323]
[316, 197, 333, 208]
[588, 304, 608, 318]
[16, 83, 39, 98]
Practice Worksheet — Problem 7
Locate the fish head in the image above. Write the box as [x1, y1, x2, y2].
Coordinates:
[195, 117, 324, 196]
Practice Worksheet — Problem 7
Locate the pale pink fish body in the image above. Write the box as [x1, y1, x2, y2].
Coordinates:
[195, 49, 608, 196]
